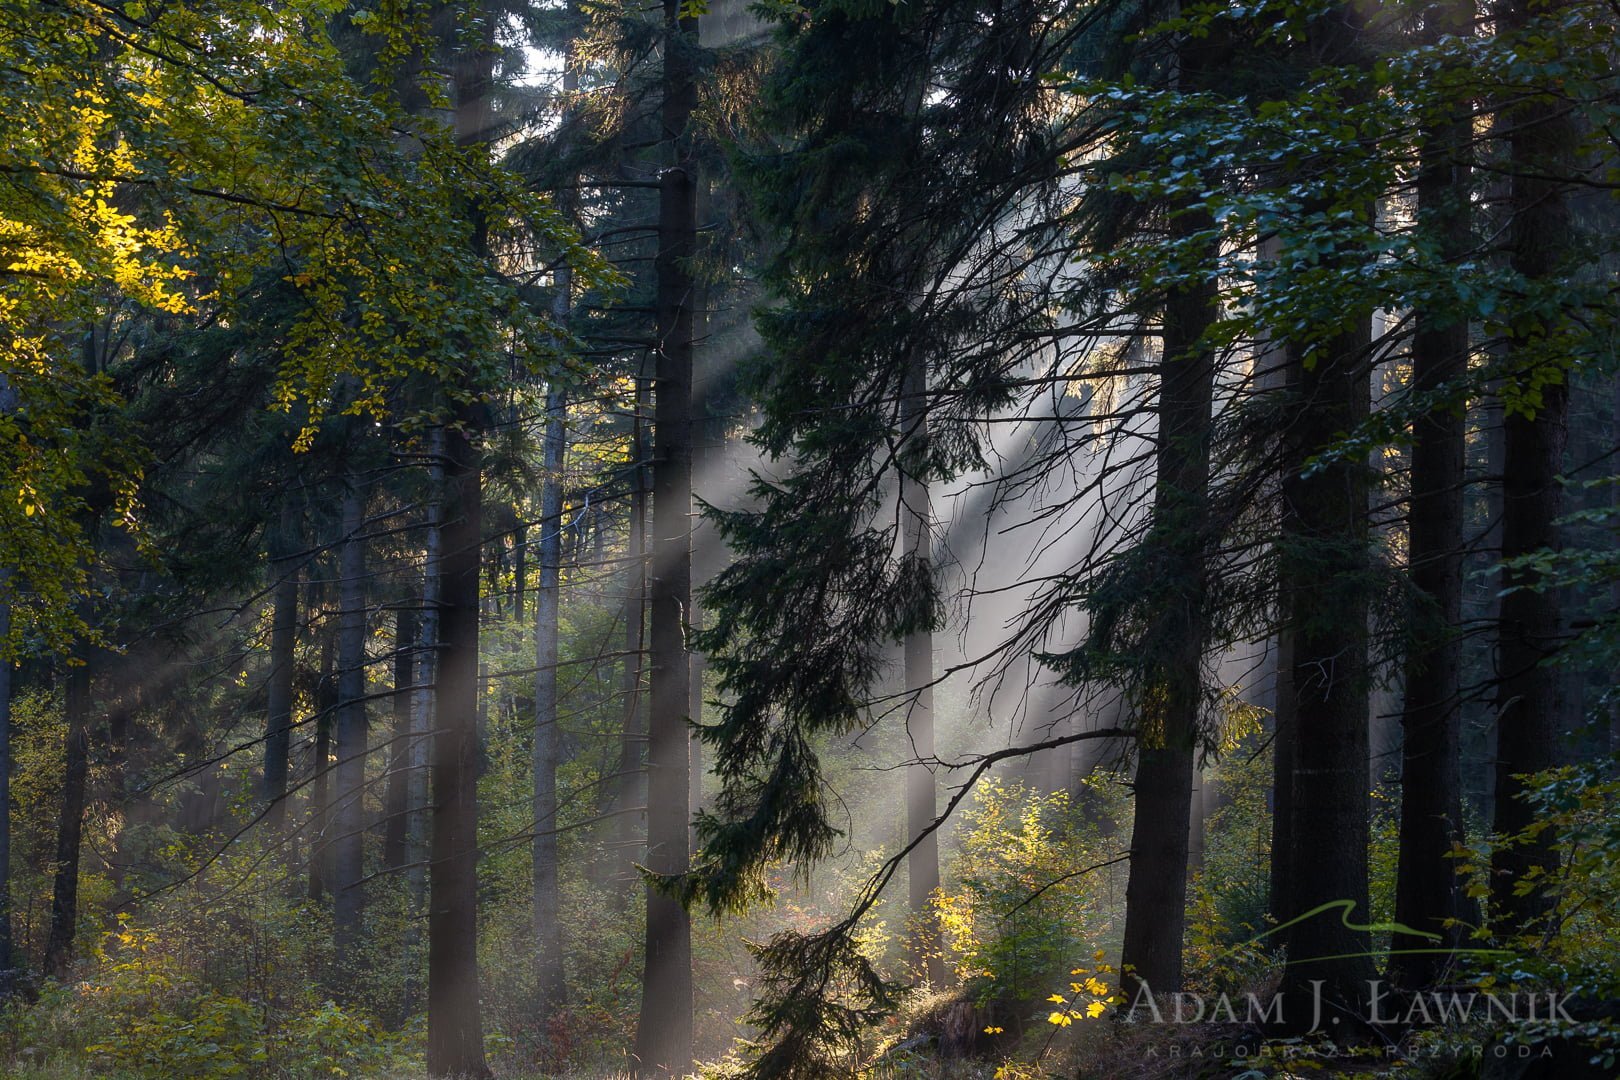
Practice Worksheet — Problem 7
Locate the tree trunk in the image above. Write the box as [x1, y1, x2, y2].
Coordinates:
[263, 506, 300, 832]
[383, 605, 418, 872]
[899, 355, 948, 989]
[333, 483, 369, 959]
[428, 414, 491, 1079]
[613, 366, 649, 890]
[0, 593, 14, 994]
[1489, 0, 1573, 935]
[44, 649, 91, 979]
[1120, 204, 1216, 1000]
[425, 4, 496, 1071]
[1276, 317, 1376, 1024]
[310, 630, 336, 903]
[1268, 628, 1296, 922]
[1392, 5, 1470, 984]
[533, 386, 569, 1012]
[633, 5, 698, 1067]
[402, 430, 443, 1018]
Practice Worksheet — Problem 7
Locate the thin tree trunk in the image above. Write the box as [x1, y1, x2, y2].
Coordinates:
[1392, 6, 1470, 984]
[263, 506, 300, 832]
[333, 484, 369, 958]
[1489, 0, 1573, 934]
[0, 591, 14, 994]
[310, 630, 336, 903]
[613, 367, 650, 890]
[633, 2, 698, 1065]
[533, 385, 569, 1012]
[44, 649, 91, 979]
[1120, 203, 1216, 1000]
[383, 605, 418, 872]
[402, 431, 443, 1018]
[900, 354, 948, 989]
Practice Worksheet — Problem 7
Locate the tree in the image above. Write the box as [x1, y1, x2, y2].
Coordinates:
[1489, 0, 1577, 936]
[533, 387, 569, 1012]
[633, 0, 699, 1069]
[1391, 0, 1472, 987]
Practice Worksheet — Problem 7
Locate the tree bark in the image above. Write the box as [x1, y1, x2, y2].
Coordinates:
[632, 4, 698, 1066]
[533, 386, 569, 1012]
[1120, 204, 1216, 1000]
[1392, 3, 1470, 984]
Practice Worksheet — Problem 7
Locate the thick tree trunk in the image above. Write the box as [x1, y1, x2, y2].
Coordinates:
[263, 506, 300, 832]
[425, 4, 495, 1071]
[632, 6, 697, 1067]
[533, 386, 569, 1012]
[1392, 9, 1470, 984]
[1489, 0, 1573, 935]
[900, 355, 948, 989]
[45, 650, 91, 979]
[428, 415, 491, 1079]
[333, 484, 369, 959]
[1276, 318, 1376, 1024]
[1119, 205, 1216, 1000]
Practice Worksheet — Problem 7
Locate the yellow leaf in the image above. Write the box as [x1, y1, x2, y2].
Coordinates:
[1086, 1001, 1107, 1018]
[1047, 993, 1067, 1003]
[1047, 1011, 1073, 1027]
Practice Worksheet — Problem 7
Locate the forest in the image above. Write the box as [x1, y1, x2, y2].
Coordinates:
[1, 0, 1617, 1076]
